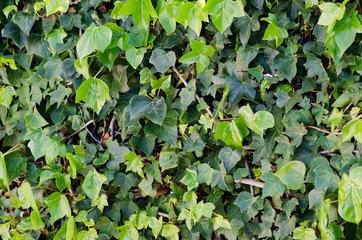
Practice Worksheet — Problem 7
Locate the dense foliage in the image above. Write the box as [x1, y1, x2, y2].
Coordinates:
[1, 0, 362, 239]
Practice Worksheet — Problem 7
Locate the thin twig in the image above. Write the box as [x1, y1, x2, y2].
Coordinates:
[172, 66, 215, 121]
[343, 102, 353, 113]
[345, 114, 362, 126]
[157, 212, 169, 218]
[234, 178, 264, 188]
[109, 115, 116, 136]
[306, 125, 342, 135]
[245, 162, 254, 195]
[64, 120, 95, 139]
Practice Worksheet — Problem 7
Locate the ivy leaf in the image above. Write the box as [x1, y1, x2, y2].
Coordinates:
[237, 45, 259, 68]
[2, 23, 27, 48]
[176, 0, 208, 36]
[46, 27, 67, 53]
[342, 120, 362, 143]
[180, 169, 198, 191]
[317, 2, 345, 26]
[333, 11, 362, 59]
[261, 173, 286, 198]
[314, 165, 340, 192]
[179, 40, 214, 73]
[157, 0, 177, 33]
[261, 13, 288, 47]
[75, 77, 110, 114]
[204, 0, 244, 34]
[76, 23, 112, 60]
[118, 0, 157, 32]
[338, 166, 362, 224]
[45, 0, 70, 16]
[275, 161, 306, 190]
[125, 46, 147, 69]
[273, 51, 297, 82]
[215, 116, 249, 150]
[234, 192, 254, 212]
[0, 86, 16, 108]
[45, 192, 71, 224]
[218, 147, 242, 172]
[284, 121, 308, 147]
[82, 169, 107, 202]
[149, 49, 176, 73]
[129, 95, 167, 125]
[97, 47, 119, 71]
[0, 153, 9, 192]
[13, 12, 36, 36]
[274, 90, 290, 108]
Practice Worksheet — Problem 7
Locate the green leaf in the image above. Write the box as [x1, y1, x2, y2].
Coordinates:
[275, 161, 306, 190]
[75, 77, 110, 114]
[125, 46, 147, 69]
[180, 169, 198, 190]
[30, 211, 45, 231]
[76, 23, 112, 60]
[273, 51, 297, 82]
[274, 90, 290, 108]
[197, 163, 214, 185]
[124, 151, 145, 178]
[0, 86, 16, 108]
[27, 130, 52, 160]
[97, 47, 119, 71]
[176, 1, 208, 36]
[0, 152, 10, 192]
[45, 192, 71, 224]
[149, 49, 176, 73]
[342, 119, 362, 143]
[317, 2, 345, 26]
[46, 27, 67, 53]
[234, 191, 254, 212]
[237, 45, 259, 68]
[261, 173, 286, 198]
[261, 13, 288, 47]
[129, 95, 167, 125]
[293, 225, 317, 240]
[179, 40, 214, 73]
[45, 0, 69, 16]
[157, 0, 177, 33]
[215, 116, 249, 150]
[204, 0, 244, 34]
[218, 146, 241, 171]
[13, 12, 36, 36]
[284, 121, 308, 147]
[338, 166, 362, 224]
[314, 165, 340, 192]
[5, 152, 26, 181]
[118, 0, 157, 32]
[26, 108, 48, 129]
[328, 108, 343, 134]
[82, 169, 107, 202]
[159, 149, 178, 171]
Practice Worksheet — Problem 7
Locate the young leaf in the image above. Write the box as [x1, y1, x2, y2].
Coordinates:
[117, 0, 157, 32]
[261, 13, 288, 47]
[179, 40, 214, 73]
[0, 153, 10, 192]
[215, 117, 249, 150]
[45, 0, 70, 16]
[275, 161, 306, 190]
[76, 23, 112, 60]
[45, 192, 71, 224]
[204, 0, 244, 34]
[82, 169, 107, 202]
[176, 0, 208, 36]
[75, 77, 110, 114]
